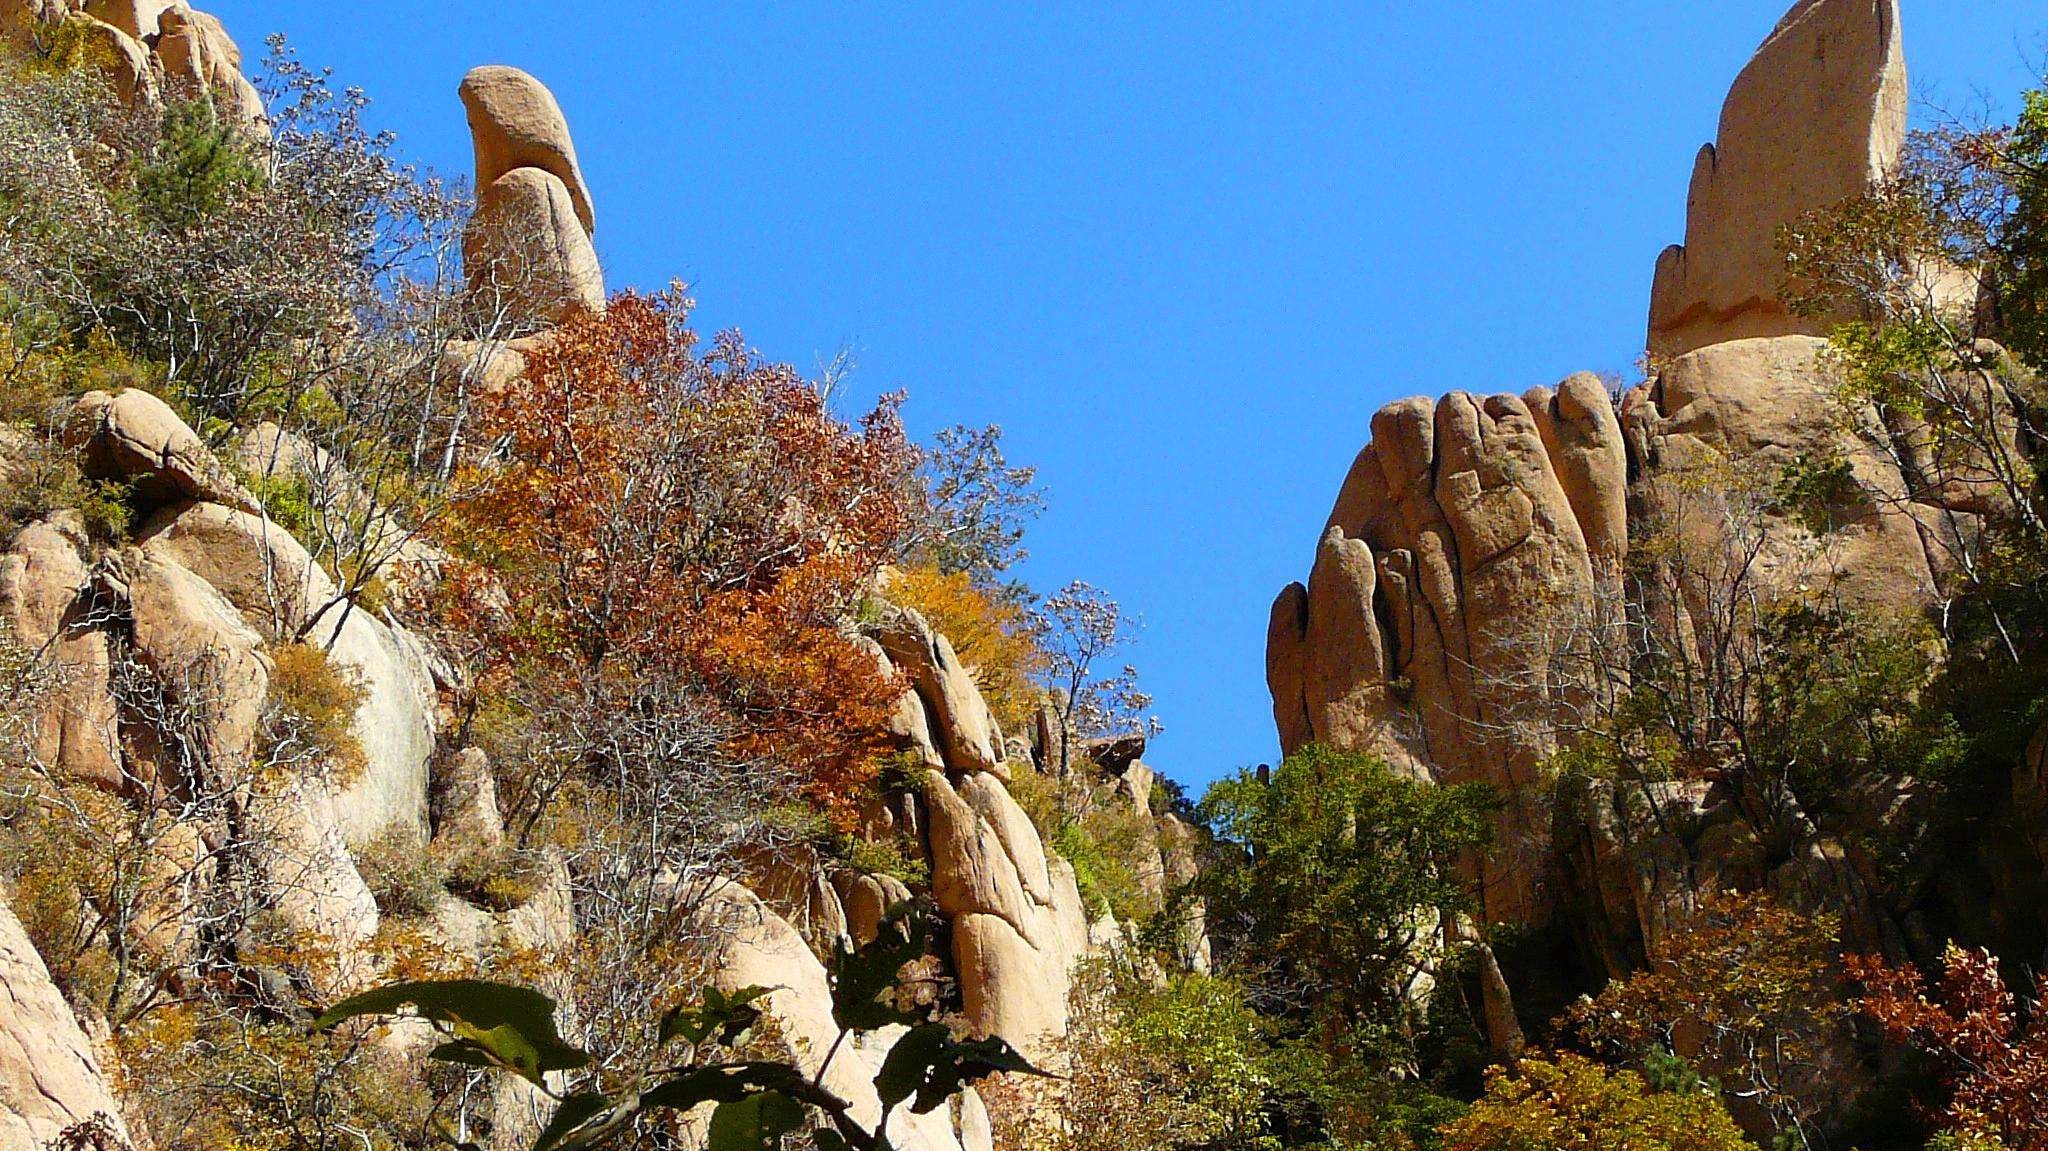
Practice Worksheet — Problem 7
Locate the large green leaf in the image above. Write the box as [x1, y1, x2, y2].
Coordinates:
[828, 905, 928, 1032]
[315, 979, 589, 1084]
[706, 1091, 805, 1151]
[641, 1062, 807, 1111]
[660, 985, 773, 1048]
[874, 1024, 1051, 1115]
[532, 1092, 633, 1151]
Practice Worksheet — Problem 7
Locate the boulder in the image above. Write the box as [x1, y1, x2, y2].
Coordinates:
[1647, 0, 1905, 357]
[429, 746, 504, 867]
[464, 167, 606, 329]
[1265, 582, 1312, 755]
[135, 500, 438, 846]
[154, 3, 264, 127]
[69, 12, 155, 104]
[0, 890, 139, 1151]
[702, 885, 991, 1151]
[458, 65, 595, 237]
[1634, 335, 1940, 611]
[0, 517, 121, 790]
[63, 389, 256, 514]
[119, 545, 269, 774]
[923, 769, 1086, 1056]
[1273, 385, 1612, 925]
[875, 607, 1003, 777]
[82, 0, 168, 40]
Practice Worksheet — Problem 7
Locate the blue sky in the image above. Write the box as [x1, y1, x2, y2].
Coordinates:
[214, 2, 2041, 791]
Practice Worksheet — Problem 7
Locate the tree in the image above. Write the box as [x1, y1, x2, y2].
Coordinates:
[884, 563, 1045, 736]
[913, 422, 1045, 584]
[986, 960, 1282, 1151]
[1197, 744, 1498, 1066]
[1849, 944, 2048, 1150]
[448, 288, 921, 825]
[1781, 77, 2048, 625]
[1438, 1053, 1751, 1151]
[1562, 891, 1849, 1150]
[1032, 580, 1159, 780]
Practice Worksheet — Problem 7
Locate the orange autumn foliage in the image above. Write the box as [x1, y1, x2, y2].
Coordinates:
[885, 564, 1044, 733]
[1850, 945, 2048, 1150]
[446, 290, 921, 823]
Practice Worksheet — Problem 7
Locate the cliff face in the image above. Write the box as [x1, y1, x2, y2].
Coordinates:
[1266, 0, 2036, 1049]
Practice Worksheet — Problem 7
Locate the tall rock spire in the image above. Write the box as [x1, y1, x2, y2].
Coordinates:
[1646, 0, 1906, 358]
[459, 65, 605, 330]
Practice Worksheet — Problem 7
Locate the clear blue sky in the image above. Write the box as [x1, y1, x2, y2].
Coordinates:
[213, 1, 2040, 791]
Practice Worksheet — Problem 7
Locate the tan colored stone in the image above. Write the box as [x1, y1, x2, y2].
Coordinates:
[136, 501, 438, 846]
[64, 388, 255, 513]
[922, 769, 1086, 1056]
[876, 607, 1003, 776]
[0, 518, 121, 789]
[1647, 0, 1905, 357]
[155, 3, 264, 127]
[71, 13, 155, 104]
[702, 884, 988, 1151]
[0, 889, 139, 1151]
[465, 167, 606, 329]
[1526, 373, 1629, 575]
[82, 0, 166, 39]
[1264, 582, 1311, 756]
[1640, 335, 1938, 609]
[430, 746, 504, 866]
[1303, 527, 1394, 758]
[458, 65, 595, 236]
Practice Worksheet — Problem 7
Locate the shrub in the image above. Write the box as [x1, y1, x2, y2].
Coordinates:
[352, 826, 444, 919]
[259, 641, 367, 782]
[1198, 744, 1498, 1063]
[1439, 1053, 1751, 1151]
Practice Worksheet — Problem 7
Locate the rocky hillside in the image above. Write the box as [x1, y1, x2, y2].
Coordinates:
[0, 5, 1203, 1150]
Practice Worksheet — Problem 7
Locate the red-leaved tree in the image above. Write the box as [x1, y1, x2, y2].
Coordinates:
[1849, 945, 2048, 1149]
[446, 288, 920, 827]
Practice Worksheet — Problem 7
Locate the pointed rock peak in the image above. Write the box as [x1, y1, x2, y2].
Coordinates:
[1646, 0, 1905, 359]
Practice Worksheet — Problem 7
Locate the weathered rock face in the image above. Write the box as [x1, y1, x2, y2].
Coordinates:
[0, 516, 121, 790]
[135, 499, 439, 847]
[1270, 382, 1627, 925]
[0, 890, 138, 1151]
[465, 167, 606, 328]
[1, 0, 262, 126]
[1647, 0, 1905, 358]
[705, 885, 994, 1151]
[458, 66, 603, 332]
[1624, 335, 1950, 612]
[876, 605, 1005, 779]
[924, 768, 1089, 1056]
[154, 2, 264, 127]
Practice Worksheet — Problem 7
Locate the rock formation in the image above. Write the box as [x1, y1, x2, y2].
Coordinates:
[458, 65, 604, 331]
[1647, 0, 1905, 358]
[1264, 12, 2048, 1108]
[0, 7, 1191, 1144]
[1270, 379, 1627, 925]
[0, 0, 263, 127]
[0, 892, 137, 1151]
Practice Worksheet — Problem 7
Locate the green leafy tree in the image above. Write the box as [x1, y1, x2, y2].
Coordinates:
[1197, 745, 1498, 1066]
